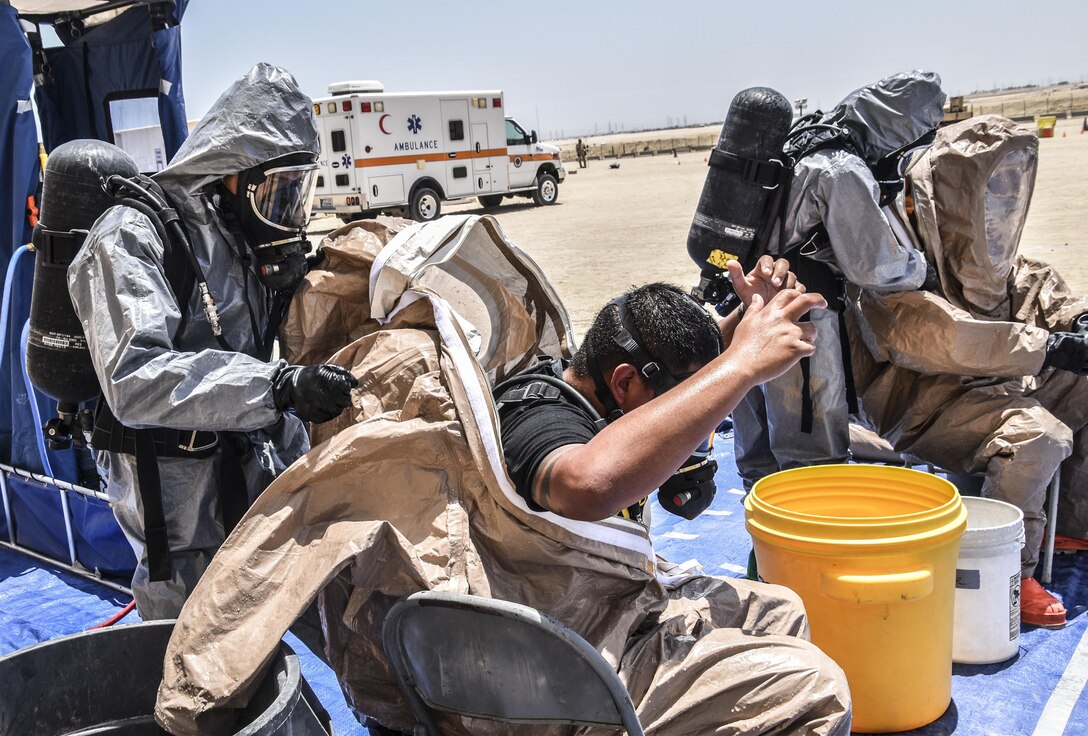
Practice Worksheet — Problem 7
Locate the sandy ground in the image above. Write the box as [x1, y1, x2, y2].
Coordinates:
[314, 116, 1087, 335]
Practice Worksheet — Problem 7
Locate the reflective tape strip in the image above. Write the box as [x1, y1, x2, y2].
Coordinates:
[508, 153, 555, 162]
[16, 99, 32, 114]
[159, 79, 172, 95]
[355, 148, 507, 168]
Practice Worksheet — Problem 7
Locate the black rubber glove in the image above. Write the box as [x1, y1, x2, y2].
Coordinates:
[921, 261, 940, 292]
[273, 364, 358, 423]
[1044, 332, 1088, 376]
[305, 247, 326, 271]
[1072, 312, 1088, 336]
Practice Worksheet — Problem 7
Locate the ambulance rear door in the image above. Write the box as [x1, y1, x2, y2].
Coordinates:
[320, 99, 358, 206]
[441, 98, 474, 198]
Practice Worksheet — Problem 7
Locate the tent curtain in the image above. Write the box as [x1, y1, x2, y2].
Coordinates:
[0, 4, 41, 468]
[31, 1, 187, 159]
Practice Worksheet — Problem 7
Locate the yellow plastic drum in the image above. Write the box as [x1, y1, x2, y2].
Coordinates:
[745, 465, 966, 733]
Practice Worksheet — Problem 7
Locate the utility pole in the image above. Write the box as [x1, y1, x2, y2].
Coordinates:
[795, 98, 808, 119]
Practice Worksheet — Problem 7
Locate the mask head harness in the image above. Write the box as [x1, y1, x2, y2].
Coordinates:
[584, 294, 721, 422]
[870, 128, 938, 206]
[220, 151, 319, 293]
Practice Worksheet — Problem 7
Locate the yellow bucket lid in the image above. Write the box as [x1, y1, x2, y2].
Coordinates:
[745, 465, 967, 553]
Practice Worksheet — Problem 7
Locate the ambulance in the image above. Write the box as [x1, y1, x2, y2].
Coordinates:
[311, 81, 566, 222]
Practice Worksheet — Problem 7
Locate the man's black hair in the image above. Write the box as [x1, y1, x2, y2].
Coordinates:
[570, 283, 721, 381]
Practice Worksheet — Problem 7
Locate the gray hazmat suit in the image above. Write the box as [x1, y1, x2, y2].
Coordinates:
[851, 116, 1088, 577]
[733, 71, 943, 488]
[68, 64, 319, 618]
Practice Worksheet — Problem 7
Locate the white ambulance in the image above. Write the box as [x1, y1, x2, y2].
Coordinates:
[311, 81, 566, 222]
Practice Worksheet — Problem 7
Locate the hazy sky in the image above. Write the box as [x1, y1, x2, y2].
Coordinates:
[180, 0, 1088, 139]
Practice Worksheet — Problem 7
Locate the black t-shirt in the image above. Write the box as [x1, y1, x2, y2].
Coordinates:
[496, 359, 645, 522]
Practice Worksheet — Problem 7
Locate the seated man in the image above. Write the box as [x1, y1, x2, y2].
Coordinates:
[493, 274, 852, 733]
[155, 220, 849, 736]
[850, 115, 1088, 627]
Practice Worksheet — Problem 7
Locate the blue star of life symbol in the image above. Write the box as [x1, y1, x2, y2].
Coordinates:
[340, 153, 352, 168]
[407, 114, 422, 135]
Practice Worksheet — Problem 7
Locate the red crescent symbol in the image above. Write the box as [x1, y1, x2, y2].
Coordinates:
[378, 114, 391, 135]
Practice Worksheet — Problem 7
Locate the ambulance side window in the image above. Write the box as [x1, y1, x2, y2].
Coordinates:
[449, 120, 465, 141]
[331, 130, 347, 153]
[506, 119, 527, 146]
[316, 175, 325, 189]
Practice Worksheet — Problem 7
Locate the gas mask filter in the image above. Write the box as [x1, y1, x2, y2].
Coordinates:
[228, 151, 319, 293]
[659, 434, 718, 520]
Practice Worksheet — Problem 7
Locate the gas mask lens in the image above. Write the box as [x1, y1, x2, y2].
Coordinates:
[229, 151, 320, 294]
[249, 162, 319, 232]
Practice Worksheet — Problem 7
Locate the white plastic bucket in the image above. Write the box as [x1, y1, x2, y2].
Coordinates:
[953, 497, 1025, 664]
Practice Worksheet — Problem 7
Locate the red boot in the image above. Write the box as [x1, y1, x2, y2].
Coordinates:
[1021, 577, 1066, 628]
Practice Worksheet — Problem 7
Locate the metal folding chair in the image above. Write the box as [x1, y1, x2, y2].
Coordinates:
[382, 591, 645, 736]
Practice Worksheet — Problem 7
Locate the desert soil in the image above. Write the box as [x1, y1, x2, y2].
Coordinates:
[315, 116, 1087, 336]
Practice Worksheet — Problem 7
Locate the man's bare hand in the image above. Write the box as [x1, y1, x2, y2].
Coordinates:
[726, 255, 805, 308]
[729, 289, 826, 386]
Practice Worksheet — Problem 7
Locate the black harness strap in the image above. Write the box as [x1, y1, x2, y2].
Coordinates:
[799, 354, 814, 435]
[708, 148, 786, 187]
[839, 309, 859, 415]
[216, 433, 250, 536]
[134, 430, 171, 582]
[494, 363, 607, 432]
[785, 242, 858, 433]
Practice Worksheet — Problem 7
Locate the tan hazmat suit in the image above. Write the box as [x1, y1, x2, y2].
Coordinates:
[850, 116, 1088, 577]
[154, 215, 851, 735]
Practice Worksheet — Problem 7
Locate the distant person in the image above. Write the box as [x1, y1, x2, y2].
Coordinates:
[851, 116, 1088, 627]
[576, 137, 588, 168]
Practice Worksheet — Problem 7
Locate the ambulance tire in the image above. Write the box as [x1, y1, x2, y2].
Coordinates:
[409, 186, 442, 222]
[532, 173, 559, 206]
[478, 194, 504, 208]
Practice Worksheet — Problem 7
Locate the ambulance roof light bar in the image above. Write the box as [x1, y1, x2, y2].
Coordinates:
[328, 80, 385, 96]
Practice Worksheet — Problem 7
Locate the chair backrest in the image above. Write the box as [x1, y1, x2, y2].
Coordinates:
[382, 591, 644, 735]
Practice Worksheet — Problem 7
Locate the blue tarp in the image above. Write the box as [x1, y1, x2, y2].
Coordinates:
[2, 435, 1086, 735]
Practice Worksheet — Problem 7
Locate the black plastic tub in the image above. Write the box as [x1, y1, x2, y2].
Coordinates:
[0, 621, 332, 735]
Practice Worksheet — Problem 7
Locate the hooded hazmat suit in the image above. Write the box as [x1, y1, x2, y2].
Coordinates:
[733, 71, 943, 486]
[67, 64, 319, 618]
[153, 215, 851, 736]
[850, 115, 1088, 577]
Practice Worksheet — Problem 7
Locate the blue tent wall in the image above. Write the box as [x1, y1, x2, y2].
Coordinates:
[33, 0, 188, 158]
[0, 5, 39, 468]
[0, 1, 190, 582]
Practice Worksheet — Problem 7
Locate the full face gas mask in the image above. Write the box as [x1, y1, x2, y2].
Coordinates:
[585, 295, 723, 519]
[223, 151, 319, 293]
